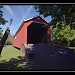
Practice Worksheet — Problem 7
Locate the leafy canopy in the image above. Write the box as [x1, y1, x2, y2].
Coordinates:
[34, 5, 75, 29]
[0, 6, 8, 25]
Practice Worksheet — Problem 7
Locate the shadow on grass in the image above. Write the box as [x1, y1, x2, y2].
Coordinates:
[0, 56, 28, 71]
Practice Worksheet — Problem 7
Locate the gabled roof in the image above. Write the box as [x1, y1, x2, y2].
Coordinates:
[14, 16, 49, 37]
[23, 16, 49, 25]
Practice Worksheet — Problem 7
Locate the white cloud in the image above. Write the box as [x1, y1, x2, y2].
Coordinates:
[3, 5, 15, 16]
[25, 6, 33, 18]
[3, 5, 33, 26]
[19, 6, 33, 25]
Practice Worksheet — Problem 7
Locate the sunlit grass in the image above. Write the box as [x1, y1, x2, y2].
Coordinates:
[68, 47, 75, 52]
[0, 45, 28, 70]
[0, 45, 23, 61]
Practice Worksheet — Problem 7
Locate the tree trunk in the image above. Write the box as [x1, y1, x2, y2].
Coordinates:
[0, 28, 10, 56]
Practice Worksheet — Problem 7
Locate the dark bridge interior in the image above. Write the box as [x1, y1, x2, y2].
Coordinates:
[27, 22, 48, 44]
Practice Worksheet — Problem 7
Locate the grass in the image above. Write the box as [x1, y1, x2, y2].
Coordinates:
[68, 47, 75, 50]
[0, 45, 28, 71]
[68, 47, 75, 52]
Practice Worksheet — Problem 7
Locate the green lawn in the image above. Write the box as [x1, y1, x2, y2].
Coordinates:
[68, 47, 75, 50]
[0, 45, 28, 71]
[68, 47, 75, 52]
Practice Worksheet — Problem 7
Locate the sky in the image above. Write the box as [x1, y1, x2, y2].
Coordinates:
[0, 5, 52, 35]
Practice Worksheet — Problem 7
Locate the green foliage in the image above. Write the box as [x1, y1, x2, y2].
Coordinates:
[51, 25, 75, 47]
[0, 29, 3, 40]
[5, 33, 14, 45]
[34, 5, 75, 29]
[0, 6, 8, 25]
[0, 5, 8, 40]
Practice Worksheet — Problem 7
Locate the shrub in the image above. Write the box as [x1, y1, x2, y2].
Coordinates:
[51, 25, 75, 47]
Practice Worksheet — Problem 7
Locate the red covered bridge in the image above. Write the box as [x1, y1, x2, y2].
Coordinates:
[13, 16, 51, 49]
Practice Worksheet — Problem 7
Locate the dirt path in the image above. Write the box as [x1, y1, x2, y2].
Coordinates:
[25, 43, 75, 70]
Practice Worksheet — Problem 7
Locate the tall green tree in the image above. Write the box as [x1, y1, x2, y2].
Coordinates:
[34, 5, 75, 29]
[0, 6, 8, 25]
[0, 6, 8, 39]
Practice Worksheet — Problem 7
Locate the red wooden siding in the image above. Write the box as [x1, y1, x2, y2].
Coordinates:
[23, 21, 33, 44]
[13, 21, 33, 49]
[13, 24, 24, 49]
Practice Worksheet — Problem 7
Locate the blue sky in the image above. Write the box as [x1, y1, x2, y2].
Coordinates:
[0, 5, 52, 35]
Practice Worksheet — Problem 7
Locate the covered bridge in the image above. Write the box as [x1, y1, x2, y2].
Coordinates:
[13, 16, 51, 49]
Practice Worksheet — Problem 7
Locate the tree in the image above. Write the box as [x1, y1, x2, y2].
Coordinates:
[0, 5, 13, 56]
[0, 6, 8, 39]
[0, 28, 3, 40]
[0, 18, 13, 56]
[51, 25, 75, 47]
[0, 28, 10, 56]
[0, 6, 8, 25]
[5, 33, 14, 45]
[34, 5, 75, 29]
